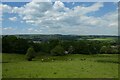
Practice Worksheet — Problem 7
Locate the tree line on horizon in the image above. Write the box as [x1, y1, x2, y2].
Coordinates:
[2, 35, 119, 58]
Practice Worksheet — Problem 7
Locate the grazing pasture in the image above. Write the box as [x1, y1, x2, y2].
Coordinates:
[87, 38, 117, 41]
[2, 53, 118, 78]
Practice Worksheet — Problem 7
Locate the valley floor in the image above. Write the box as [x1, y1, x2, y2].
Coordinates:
[2, 53, 119, 78]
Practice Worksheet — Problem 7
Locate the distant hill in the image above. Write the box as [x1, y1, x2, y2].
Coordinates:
[2, 34, 118, 42]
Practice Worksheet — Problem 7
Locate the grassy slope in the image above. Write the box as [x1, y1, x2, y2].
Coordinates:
[2, 53, 119, 78]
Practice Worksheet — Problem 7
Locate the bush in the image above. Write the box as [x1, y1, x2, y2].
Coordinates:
[107, 46, 118, 54]
[51, 45, 65, 56]
[100, 46, 108, 54]
[100, 46, 118, 54]
[26, 47, 36, 61]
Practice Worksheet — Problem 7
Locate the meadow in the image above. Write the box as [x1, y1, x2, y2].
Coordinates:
[87, 38, 117, 41]
[2, 53, 119, 78]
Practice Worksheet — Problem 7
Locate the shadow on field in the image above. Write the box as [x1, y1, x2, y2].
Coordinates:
[95, 60, 119, 64]
[1, 61, 9, 63]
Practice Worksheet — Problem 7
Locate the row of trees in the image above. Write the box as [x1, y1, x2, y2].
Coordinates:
[2, 36, 119, 57]
[2, 36, 29, 54]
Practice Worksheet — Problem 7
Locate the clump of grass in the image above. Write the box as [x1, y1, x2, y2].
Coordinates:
[53, 72, 57, 74]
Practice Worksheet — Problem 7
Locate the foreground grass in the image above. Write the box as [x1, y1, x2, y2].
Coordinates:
[2, 53, 119, 78]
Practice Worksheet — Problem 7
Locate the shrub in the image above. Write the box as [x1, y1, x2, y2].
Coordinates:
[100, 46, 118, 54]
[68, 46, 74, 54]
[51, 45, 65, 56]
[26, 47, 36, 61]
[107, 46, 118, 54]
[100, 46, 108, 54]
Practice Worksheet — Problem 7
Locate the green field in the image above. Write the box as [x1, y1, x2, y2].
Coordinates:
[87, 38, 117, 41]
[2, 53, 119, 78]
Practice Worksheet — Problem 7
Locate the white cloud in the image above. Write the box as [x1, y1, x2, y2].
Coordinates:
[13, 2, 104, 29]
[3, 27, 15, 30]
[0, 4, 2, 13]
[53, 1, 69, 12]
[102, 11, 118, 28]
[0, 15, 2, 22]
[28, 28, 33, 31]
[73, 3, 103, 15]
[0, 26, 2, 29]
[2, 27, 17, 35]
[1, 4, 12, 13]
[9, 17, 17, 21]
[27, 27, 42, 33]
[2, 1, 118, 35]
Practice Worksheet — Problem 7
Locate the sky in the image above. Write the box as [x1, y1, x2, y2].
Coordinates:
[0, 1, 118, 35]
